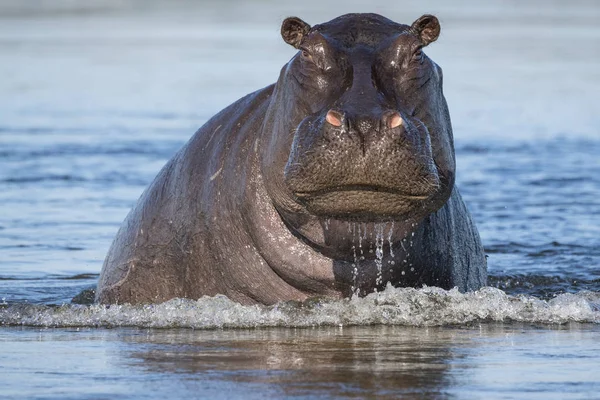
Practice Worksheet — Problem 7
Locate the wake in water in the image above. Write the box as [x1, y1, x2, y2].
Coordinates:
[1, 285, 598, 328]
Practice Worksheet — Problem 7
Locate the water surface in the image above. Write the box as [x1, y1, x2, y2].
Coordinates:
[2, 324, 600, 400]
[1, 0, 599, 398]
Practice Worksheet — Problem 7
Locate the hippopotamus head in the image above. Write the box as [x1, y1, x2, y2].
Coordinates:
[260, 13, 455, 247]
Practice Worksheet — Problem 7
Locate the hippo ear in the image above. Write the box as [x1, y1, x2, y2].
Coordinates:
[281, 17, 311, 48]
[411, 14, 440, 46]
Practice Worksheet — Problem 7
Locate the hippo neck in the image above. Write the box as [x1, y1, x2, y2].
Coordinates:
[241, 151, 344, 297]
[275, 207, 423, 262]
[243, 164, 429, 296]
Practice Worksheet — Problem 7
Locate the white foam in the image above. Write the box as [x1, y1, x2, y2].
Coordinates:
[1, 285, 599, 329]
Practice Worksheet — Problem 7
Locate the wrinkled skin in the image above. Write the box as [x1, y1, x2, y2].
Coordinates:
[96, 13, 487, 305]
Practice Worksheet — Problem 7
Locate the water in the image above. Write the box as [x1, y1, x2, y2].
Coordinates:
[1, 0, 600, 398]
[2, 324, 599, 400]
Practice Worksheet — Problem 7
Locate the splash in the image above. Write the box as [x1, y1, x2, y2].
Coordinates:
[2, 286, 598, 329]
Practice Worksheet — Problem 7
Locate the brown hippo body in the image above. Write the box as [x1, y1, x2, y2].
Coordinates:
[96, 13, 487, 305]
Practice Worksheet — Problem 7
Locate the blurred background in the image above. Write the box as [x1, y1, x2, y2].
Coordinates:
[0, 0, 599, 303]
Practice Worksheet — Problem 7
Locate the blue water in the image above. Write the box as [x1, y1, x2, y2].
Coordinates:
[1, 1, 599, 398]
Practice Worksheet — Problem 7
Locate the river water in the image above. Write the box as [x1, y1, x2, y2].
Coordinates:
[1, 1, 599, 398]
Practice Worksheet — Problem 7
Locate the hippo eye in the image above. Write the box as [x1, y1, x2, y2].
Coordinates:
[300, 48, 313, 61]
[413, 49, 424, 62]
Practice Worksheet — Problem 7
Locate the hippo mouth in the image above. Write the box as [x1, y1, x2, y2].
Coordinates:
[292, 184, 437, 220]
[294, 184, 432, 200]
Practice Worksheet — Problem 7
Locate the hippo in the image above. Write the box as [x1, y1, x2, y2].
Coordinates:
[96, 13, 487, 305]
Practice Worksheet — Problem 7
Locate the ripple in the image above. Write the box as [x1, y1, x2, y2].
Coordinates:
[528, 177, 592, 186]
[0, 273, 99, 281]
[0, 244, 87, 252]
[485, 241, 595, 257]
[60, 273, 99, 280]
[2, 143, 180, 158]
[489, 273, 600, 299]
[1, 175, 86, 183]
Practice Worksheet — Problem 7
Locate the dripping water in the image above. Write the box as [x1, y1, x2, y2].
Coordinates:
[387, 221, 395, 258]
[357, 223, 365, 261]
[374, 223, 385, 288]
[351, 223, 359, 296]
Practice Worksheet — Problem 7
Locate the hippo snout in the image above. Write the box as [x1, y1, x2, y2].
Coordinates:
[283, 110, 442, 220]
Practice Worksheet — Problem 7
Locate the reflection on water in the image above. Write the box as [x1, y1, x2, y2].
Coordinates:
[129, 327, 456, 398]
[2, 324, 599, 399]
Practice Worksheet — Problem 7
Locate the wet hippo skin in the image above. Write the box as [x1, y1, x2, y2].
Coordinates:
[96, 13, 487, 305]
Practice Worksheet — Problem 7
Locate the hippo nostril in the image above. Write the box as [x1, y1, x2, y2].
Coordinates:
[326, 110, 344, 127]
[385, 112, 403, 129]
